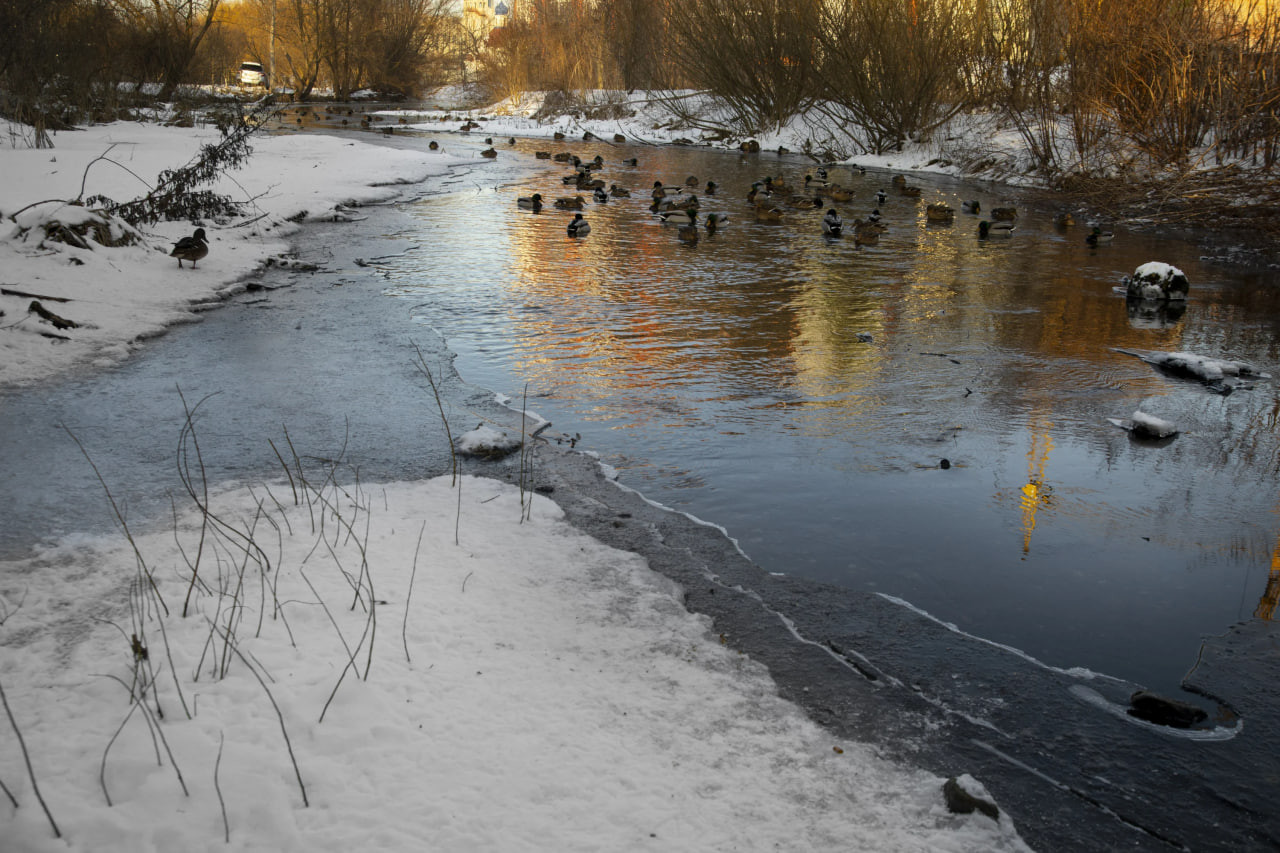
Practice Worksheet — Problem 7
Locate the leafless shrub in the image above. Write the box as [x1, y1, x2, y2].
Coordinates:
[815, 0, 978, 154]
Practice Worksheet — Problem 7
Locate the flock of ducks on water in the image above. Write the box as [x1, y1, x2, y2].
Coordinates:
[515, 151, 1115, 247]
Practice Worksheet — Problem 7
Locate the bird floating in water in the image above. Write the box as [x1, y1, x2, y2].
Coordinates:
[1054, 211, 1075, 227]
[517, 193, 543, 211]
[961, 200, 980, 214]
[170, 228, 208, 268]
[990, 206, 1017, 221]
[567, 213, 590, 237]
[822, 209, 843, 236]
[705, 212, 728, 232]
[978, 220, 1014, 238]
[608, 184, 631, 198]
[1086, 226, 1114, 245]
[678, 209, 700, 244]
[926, 203, 955, 223]
[875, 190, 887, 205]
[554, 195, 586, 210]
[593, 186, 608, 203]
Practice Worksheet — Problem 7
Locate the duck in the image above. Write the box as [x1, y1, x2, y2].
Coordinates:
[517, 192, 543, 211]
[652, 180, 680, 200]
[891, 174, 907, 188]
[535, 150, 551, 159]
[678, 209, 700, 243]
[593, 186, 609, 203]
[685, 175, 699, 187]
[705, 180, 718, 195]
[567, 213, 590, 236]
[822, 209, 843, 236]
[1086, 226, 1113, 245]
[1054, 211, 1076, 228]
[170, 228, 208, 268]
[608, 184, 631, 198]
[480, 147, 497, 158]
[926, 203, 955, 223]
[827, 186, 854, 203]
[978, 219, 1015, 237]
[867, 208, 883, 224]
[961, 200, 981, 214]
[853, 222, 880, 246]
[554, 195, 586, 210]
[622, 158, 639, 166]
[553, 152, 573, 162]
[662, 193, 699, 212]
[990, 206, 1017, 221]
[428, 140, 439, 150]
[787, 194, 823, 209]
[899, 184, 923, 198]
[754, 205, 784, 222]
[875, 190, 887, 205]
[805, 173, 830, 190]
[705, 212, 728, 232]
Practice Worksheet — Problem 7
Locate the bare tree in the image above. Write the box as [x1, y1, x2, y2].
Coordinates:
[816, 0, 978, 154]
[662, 0, 820, 134]
[112, 0, 224, 101]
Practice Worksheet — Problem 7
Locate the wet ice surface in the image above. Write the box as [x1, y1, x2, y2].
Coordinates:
[2, 127, 1278, 849]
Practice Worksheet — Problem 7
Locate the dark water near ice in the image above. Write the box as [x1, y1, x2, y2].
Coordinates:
[353, 124, 1280, 703]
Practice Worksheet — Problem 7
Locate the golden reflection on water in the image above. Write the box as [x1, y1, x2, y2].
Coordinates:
[391, 142, 1280, 685]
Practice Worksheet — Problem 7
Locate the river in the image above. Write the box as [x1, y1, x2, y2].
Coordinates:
[2, 111, 1278, 849]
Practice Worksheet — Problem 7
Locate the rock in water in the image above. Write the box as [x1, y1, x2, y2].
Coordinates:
[1128, 690, 1208, 728]
[943, 775, 1000, 820]
[1127, 410, 1178, 439]
[1124, 262, 1189, 301]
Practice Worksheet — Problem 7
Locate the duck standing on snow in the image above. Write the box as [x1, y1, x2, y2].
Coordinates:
[822, 208, 843, 236]
[170, 228, 208, 268]
[517, 193, 543, 211]
[567, 213, 591, 237]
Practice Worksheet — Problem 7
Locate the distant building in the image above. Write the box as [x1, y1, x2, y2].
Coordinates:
[463, 0, 512, 45]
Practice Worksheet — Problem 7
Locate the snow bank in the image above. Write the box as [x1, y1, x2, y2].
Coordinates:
[0, 122, 466, 387]
[0, 476, 1030, 852]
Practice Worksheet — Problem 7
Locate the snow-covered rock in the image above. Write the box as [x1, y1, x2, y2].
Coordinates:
[455, 424, 522, 458]
[1123, 262, 1189, 301]
[1108, 410, 1179, 439]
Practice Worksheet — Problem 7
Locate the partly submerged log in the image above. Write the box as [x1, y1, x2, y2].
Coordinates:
[1114, 348, 1268, 393]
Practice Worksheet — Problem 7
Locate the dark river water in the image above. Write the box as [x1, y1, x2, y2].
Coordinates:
[353, 127, 1280, 703]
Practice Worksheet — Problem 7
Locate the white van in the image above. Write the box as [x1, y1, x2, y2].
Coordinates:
[239, 61, 266, 87]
